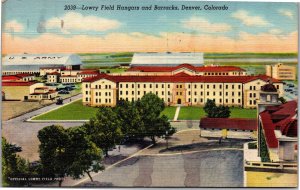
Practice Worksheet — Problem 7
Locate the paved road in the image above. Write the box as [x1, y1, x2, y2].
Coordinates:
[2, 94, 84, 161]
[79, 150, 243, 187]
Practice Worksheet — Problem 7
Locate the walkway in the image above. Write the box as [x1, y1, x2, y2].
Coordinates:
[173, 106, 181, 121]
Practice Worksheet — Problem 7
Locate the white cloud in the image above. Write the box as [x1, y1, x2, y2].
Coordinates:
[232, 10, 270, 27]
[269, 28, 283, 35]
[4, 20, 24, 32]
[182, 16, 232, 33]
[278, 9, 294, 19]
[45, 12, 121, 32]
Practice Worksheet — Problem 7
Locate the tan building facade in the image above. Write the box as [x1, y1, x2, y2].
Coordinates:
[2, 82, 45, 101]
[266, 63, 296, 80]
[82, 74, 283, 108]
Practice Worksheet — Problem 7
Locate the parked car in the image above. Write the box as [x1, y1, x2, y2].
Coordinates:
[56, 98, 63, 105]
[58, 90, 69, 94]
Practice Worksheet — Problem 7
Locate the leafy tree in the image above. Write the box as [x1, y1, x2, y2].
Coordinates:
[138, 93, 175, 144]
[67, 126, 104, 182]
[278, 97, 287, 104]
[114, 99, 144, 141]
[2, 137, 30, 187]
[204, 99, 231, 118]
[84, 107, 122, 157]
[37, 125, 70, 187]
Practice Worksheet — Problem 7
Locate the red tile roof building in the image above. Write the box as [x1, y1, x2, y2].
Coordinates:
[124, 64, 246, 76]
[82, 71, 283, 108]
[258, 100, 297, 162]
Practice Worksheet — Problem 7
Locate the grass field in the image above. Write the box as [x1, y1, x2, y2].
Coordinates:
[161, 106, 176, 119]
[178, 106, 257, 120]
[34, 100, 256, 121]
[33, 100, 98, 120]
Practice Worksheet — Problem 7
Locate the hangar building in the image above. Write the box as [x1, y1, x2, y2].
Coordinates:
[130, 52, 204, 67]
[2, 54, 82, 75]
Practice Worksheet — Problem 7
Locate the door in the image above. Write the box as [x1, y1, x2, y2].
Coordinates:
[177, 98, 181, 104]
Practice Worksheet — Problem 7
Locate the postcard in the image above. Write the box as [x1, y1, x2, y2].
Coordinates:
[1, 0, 298, 188]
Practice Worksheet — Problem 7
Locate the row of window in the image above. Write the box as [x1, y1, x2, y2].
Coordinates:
[95, 98, 111, 103]
[94, 92, 111, 96]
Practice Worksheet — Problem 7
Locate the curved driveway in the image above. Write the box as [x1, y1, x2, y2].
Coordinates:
[2, 94, 84, 161]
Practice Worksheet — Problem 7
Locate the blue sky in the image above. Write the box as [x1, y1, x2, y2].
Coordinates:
[2, 0, 298, 53]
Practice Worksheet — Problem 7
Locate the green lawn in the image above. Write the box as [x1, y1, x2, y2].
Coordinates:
[229, 107, 257, 118]
[178, 106, 257, 120]
[178, 107, 206, 120]
[33, 100, 98, 120]
[161, 106, 176, 120]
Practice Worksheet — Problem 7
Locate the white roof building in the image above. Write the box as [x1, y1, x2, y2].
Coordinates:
[2, 54, 82, 74]
[130, 52, 204, 67]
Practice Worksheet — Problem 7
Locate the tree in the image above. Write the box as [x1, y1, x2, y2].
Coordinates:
[204, 99, 231, 118]
[2, 137, 30, 187]
[278, 97, 287, 104]
[67, 126, 104, 182]
[84, 107, 122, 157]
[37, 125, 70, 187]
[138, 93, 175, 144]
[114, 99, 144, 141]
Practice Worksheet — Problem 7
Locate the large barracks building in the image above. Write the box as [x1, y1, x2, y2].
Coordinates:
[82, 63, 283, 108]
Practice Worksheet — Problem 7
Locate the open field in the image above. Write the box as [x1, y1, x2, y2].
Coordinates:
[161, 106, 177, 119]
[33, 100, 98, 120]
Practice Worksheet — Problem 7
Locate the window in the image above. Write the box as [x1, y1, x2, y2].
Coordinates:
[188, 91, 191, 95]
[225, 85, 228, 89]
[126, 84, 128, 88]
[219, 85, 222, 89]
[250, 100, 252, 105]
[194, 98, 197, 103]
[85, 97, 88, 101]
[85, 91, 88, 95]
[226, 99, 228, 103]
[95, 85, 98, 89]
[168, 84, 170, 88]
[213, 92, 215, 96]
[200, 98, 203, 103]
[201, 85, 203, 89]
[220, 99, 222, 103]
[213, 85, 216, 89]
[232, 92, 234, 96]
[253, 86, 256, 90]
[126, 91, 128, 95]
[176, 85, 179, 88]
[238, 99, 240, 103]
[156, 91, 158, 95]
[232, 84, 234, 89]
[144, 84, 146, 88]
[201, 92, 203, 96]
[162, 84, 164, 88]
[120, 91, 123, 95]
[276, 85, 279, 89]
[86, 84, 89, 88]
[232, 99, 234, 103]
[194, 84, 197, 89]
[96, 99, 98, 103]
[132, 91, 134, 95]
[238, 92, 241, 96]
[168, 91, 170, 95]
[138, 91, 140, 95]
[254, 100, 256, 105]
[132, 84, 134, 88]
[188, 98, 191, 102]
[156, 84, 158, 88]
[207, 85, 209, 89]
[105, 99, 108, 103]
[144, 91, 146, 95]
[194, 92, 197, 95]
[105, 92, 107, 96]
[219, 92, 222, 96]
[138, 84, 140, 88]
[96, 92, 98, 96]
[188, 84, 191, 88]
[207, 92, 209, 95]
[168, 98, 170, 102]
[150, 84, 152, 88]
[250, 86, 252, 90]
[162, 91, 164, 95]
[249, 93, 252, 98]
[254, 93, 256, 98]
[238, 85, 241, 89]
